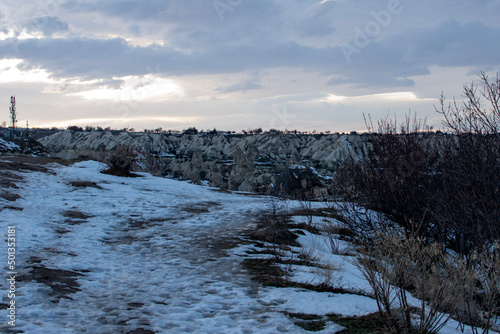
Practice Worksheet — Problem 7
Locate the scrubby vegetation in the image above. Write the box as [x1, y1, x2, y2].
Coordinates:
[333, 73, 500, 333]
[246, 73, 500, 334]
[101, 145, 140, 177]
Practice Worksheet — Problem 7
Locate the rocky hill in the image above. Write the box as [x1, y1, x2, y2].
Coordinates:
[39, 131, 371, 196]
[0, 136, 47, 156]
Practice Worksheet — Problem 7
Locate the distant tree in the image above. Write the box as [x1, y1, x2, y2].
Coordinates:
[67, 125, 84, 132]
[183, 127, 198, 135]
[248, 128, 262, 135]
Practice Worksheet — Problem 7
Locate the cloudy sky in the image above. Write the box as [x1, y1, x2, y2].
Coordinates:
[0, 0, 499, 132]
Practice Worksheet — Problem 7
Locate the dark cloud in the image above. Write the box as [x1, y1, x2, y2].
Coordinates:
[63, 0, 171, 21]
[0, 35, 344, 81]
[398, 18, 500, 68]
[0, 0, 499, 92]
[331, 18, 500, 87]
[128, 24, 141, 36]
[26, 16, 69, 36]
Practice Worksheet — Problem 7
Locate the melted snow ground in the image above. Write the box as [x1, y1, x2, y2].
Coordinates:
[0, 160, 480, 333]
[0, 161, 326, 333]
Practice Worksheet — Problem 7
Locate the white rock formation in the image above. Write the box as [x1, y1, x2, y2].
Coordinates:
[39, 131, 371, 195]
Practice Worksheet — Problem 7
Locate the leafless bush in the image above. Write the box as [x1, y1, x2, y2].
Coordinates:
[336, 73, 500, 255]
[438, 72, 500, 135]
[354, 226, 500, 333]
[313, 261, 343, 289]
[102, 145, 139, 177]
[354, 227, 468, 333]
[337, 73, 500, 333]
[264, 198, 291, 245]
[323, 219, 353, 255]
[135, 150, 163, 176]
[325, 228, 341, 255]
[333, 201, 393, 245]
[434, 72, 500, 254]
[350, 113, 439, 236]
[456, 243, 500, 334]
[298, 194, 314, 229]
[252, 198, 298, 247]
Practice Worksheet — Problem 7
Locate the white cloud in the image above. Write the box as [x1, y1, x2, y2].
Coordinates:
[0, 59, 56, 83]
[322, 91, 434, 104]
[71, 75, 184, 101]
[39, 116, 201, 128]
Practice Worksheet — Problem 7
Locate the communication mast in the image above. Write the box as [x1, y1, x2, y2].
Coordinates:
[9, 96, 17, 136]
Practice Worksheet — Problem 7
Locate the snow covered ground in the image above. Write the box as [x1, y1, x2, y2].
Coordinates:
[0, 138, 20, 152]
[0, 159, 484, 333]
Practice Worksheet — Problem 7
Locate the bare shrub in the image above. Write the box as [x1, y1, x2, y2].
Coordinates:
[456, 243, 500, 334]
[335, 73, 500, 333]
[337, 73, 500, 255]
[102, 145, 139, 177]
[354, 227, 468, 333]
[325, 227, 340, 255]
[354, 232, 404, 333]
[473, 244, 500, 333]
[341, 113, 440, 240]
[135, 150, 164, 176]
[252, 198, 298, 247]
[434, 72, 500, 254]
[312, 261, 343, 289]
[322, 219, 354, 255]
[333, 201, 393, 246]
[298, 194, 314, 230]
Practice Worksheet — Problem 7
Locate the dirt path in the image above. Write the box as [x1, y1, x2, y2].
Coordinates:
[0, 157, 310, 333]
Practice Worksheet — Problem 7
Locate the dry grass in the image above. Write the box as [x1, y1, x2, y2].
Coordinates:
[354, 227, 500, 334]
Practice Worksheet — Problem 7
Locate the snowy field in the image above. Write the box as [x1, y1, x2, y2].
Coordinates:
[0, 158, 482, 333]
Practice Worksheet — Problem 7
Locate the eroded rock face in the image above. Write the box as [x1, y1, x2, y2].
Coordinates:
[39, 131, 371, 195]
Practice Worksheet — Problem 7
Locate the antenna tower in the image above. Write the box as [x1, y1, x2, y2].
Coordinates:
[9, 96, 17, 134]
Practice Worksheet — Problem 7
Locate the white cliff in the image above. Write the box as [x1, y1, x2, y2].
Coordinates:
[39, 131, 371, 196]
